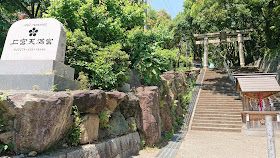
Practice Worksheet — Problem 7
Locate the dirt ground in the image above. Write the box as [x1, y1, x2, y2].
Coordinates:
[176, 130, 280, 158]
[133, 130, 280, 158]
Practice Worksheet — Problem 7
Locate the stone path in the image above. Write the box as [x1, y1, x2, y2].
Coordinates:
[176, 130, 280, 158]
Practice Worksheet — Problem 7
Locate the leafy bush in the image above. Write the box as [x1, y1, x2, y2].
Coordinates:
[68, 105, 83, 146]
[99, 110, 112, 129]
[0, 94, 13, 154]
[78, 72, 91, 90]
[45, 0, 146, 46]
[125, 27, 169, 85]
[66, 29, 130, 90]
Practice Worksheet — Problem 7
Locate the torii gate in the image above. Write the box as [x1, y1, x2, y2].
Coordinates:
[194, 29, 253, 68]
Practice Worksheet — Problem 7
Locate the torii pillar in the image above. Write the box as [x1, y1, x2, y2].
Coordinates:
[203, 37, 208, 68]
[238, 34, 245, 67]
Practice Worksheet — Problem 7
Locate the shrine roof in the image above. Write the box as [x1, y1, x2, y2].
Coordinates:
[232, 73, 280, 93]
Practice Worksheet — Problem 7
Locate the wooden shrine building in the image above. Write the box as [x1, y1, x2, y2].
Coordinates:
[233, 73, 280, 130]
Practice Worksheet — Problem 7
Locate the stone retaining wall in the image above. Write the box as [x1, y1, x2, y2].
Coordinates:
[36, 132, 141, 158]
[0, 70, 199, 157]
[256, 52, 280, 82]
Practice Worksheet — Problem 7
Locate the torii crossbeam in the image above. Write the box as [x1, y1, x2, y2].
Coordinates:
[194, 29, 253, 68]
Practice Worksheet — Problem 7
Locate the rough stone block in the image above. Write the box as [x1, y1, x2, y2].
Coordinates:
[70, 90, 106, 114]
[79, 114, 100, 144]
[0, 91, 73, 153]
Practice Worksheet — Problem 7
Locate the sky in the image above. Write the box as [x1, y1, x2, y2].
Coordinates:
[150, 0, 185, 19]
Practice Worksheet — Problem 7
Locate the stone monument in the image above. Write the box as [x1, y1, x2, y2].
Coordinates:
[0, 18, 79, 90]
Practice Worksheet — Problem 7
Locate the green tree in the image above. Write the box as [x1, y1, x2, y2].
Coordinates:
[44, 0, 147, 90]
[147, 8, 171, 29]
[172, 0, 280, 67]
[44, 0, 146, 46]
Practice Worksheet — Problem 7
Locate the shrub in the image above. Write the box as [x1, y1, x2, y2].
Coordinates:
[99, 110, 112, 129]
[125, 27, 168, 85]
[67, 105, 83, 146]
[66, 29, 130, 90]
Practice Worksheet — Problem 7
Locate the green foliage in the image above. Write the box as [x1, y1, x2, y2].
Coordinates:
[172, 121, 179, 131]
[65, 29, 130, 90]
[51, 84, 58, 92]
[165, 130, 174, 140]
[0, 114, 13, 154]
[147, 9, 171, 30]
[68, 105, 83, 146]
[0, 13, 11, 56]
[159, 100, 167, 108]
[131, 123, 137, 132]
[141, 140, 146, 149]
[174, 117, 184, 131]
[170, 109, 175, 116]
[154, 48, 188, 71]
[45, 0, 146, 45]
[78, 72, 91, 90]
[99, 110, 112, 129]
[0, 142, 13, 154]
[172, 0, 280, 66]
[172, 100, 179, 107]
[0, 94, 9, 101]
[44, 0, 147, 90]
[125, 27, 171, 85]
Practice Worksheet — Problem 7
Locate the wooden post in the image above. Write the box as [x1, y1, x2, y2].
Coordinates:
[203, 37, 208, 68]
[238, 34, 245, 67]
[144, 0, 147, 30]
[265, 115, 276, 158]
[186, 40, 188, 68]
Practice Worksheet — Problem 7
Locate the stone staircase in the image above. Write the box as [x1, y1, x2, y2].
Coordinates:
[191, 68, 242, 132]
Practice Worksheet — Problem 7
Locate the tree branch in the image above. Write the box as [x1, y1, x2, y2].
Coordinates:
[31, 0, 35, 17]
[35, 0, 41, 18]
[11, 0, 33, 18]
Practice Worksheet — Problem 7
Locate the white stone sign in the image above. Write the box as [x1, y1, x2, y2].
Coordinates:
[1, 18, 66, 62]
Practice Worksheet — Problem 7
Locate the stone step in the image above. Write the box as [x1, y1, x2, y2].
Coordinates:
[196, 106, 242, 110]
[191, 122, 242, 128]
[195, 109, 241, 113]
[194, 113, 241, 118]
[200, 91, 238, 95]
[198, 102, 241, 104]
[199, 92, 239, 95]
[191, 126, 241, 132]
[197, 103, 242, 106]
[193, 117, 241, 122]
[201, 89, 236, 92]
[199, 95, 240, 98]
[199, 95, 240, 97]
[198, 101, 242, 104]
[199, 99, 242, 104]
[192, 119, 242, 124]
[195, 109, 242, 113]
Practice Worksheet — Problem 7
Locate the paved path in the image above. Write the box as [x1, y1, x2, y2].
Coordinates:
[176, 130, 280, 158]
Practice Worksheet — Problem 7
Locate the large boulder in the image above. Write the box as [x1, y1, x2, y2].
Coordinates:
[70, 90, 106, 114]
[79, 114, 100, 144]
[105, 91, 127, 112]
[127, 69, 142, 89]
[159, 105, 173, 133]
[0, 92, 73, 153]
[98, 111, 129, 139]
[119, 92, 140, 119]
[175, 71, 187, 94]
[136, 87, 162, 146]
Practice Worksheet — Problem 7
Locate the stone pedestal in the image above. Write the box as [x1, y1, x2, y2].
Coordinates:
[0, 18, 79, 91]
[0, 60, 79, 91]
